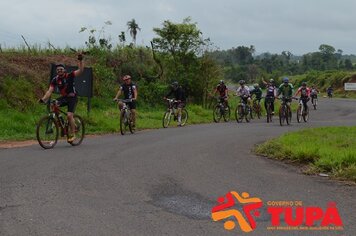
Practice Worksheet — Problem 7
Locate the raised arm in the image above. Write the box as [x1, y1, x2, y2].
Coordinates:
[74, 54, 84, 77]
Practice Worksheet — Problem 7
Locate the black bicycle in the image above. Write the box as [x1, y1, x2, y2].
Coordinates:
[265, 96, 275, 123]
[213, 97, 230, 123]
[278, 97, 293, 126]
[115, 98, 135, 135]
[36, 99, 85, 149]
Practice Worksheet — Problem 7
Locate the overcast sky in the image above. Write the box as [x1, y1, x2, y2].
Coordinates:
[1, 0, 356, 55]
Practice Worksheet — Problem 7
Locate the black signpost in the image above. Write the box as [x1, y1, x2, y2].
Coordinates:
[50, 64, 93, 114]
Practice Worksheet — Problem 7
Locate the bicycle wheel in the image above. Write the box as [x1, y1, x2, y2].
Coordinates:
[36, 115, 59, 149]
[313, 99, 317, 110]
[235, 105, 244, 123]
[303, 107, 309, 122]
[213, 105, 222, 123]
[297, 106, 302, 123]
[250, 105, 254, 120]
[69, 115, 85, 146]
[245, 106, 251, 123]
[279, 106, 285, 126]
[266, 104, 272, 123]
[120, 111, 128, 135]
[286, 106, 292, 125]
[256, 104, 262, 119]
[162, 111, 171, 128]
[223, 105, 231, 122]
[180, 109, 188, 126]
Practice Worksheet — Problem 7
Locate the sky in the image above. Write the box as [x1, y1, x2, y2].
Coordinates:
[1, 0, 356, 55]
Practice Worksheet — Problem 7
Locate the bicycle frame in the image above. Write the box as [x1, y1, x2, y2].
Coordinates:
[47, 100, 68, 135]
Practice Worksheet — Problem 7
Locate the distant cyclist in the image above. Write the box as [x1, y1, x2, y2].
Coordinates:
[164, 81, 186, 126]
[310, 85, 319, 104]
[327, 86, 333, 98]
[236, 80, 251, 106]
[294, 82, 310, 111]
[263, 79, 277, 115]
[39, 53, 84, 143]
[213, 80, 229, 107]
[113, 75, 138, 129]
[277, 77, 294, 102]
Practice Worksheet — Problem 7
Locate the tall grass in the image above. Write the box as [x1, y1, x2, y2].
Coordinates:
[255, 127, 356, 182]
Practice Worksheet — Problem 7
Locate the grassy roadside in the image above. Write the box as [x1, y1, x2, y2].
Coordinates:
[0, 97, 214, 141]
[255, 127, 356, 182]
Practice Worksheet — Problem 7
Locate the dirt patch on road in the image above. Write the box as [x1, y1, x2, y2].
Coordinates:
[0, 140, 38, 149]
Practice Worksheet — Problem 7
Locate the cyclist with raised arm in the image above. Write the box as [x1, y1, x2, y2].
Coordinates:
[164, 81, 186, 126]
[294, 82, 310, 111]
[213, 80, 229, 107]
[264, 79, 277, 115]
[39, 53, 84, 143]
[114, 75, 138, 129]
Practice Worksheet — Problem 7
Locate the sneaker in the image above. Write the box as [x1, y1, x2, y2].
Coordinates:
[177, 123, 182, 127]
[271, 111, 274, 115]
[67, 135, 76, 143]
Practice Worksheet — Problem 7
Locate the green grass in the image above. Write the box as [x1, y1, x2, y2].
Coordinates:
[0, 97, 215, 141]
[255, 127, 356, 182]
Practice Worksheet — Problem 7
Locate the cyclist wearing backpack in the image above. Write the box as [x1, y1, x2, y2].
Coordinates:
[294, 82, 310, 111]
[164, 81, 186, 126]
[114, 75, 138, 129]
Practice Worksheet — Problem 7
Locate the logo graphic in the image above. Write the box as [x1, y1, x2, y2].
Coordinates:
[212, 190, 344, 233]
[211, 191, 263, 233]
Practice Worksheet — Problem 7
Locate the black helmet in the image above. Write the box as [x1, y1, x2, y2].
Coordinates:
[283, 77, 289, 83]
[239, 80, 245, 85]
[171, 81, 179, 89]
[302, 82, 307, 86]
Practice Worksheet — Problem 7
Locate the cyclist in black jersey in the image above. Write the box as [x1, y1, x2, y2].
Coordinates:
[114, 75, 138, 128]
[164, 81, 186, 126]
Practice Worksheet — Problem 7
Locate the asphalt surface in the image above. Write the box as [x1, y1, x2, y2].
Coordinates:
[0, 98, 355, 236]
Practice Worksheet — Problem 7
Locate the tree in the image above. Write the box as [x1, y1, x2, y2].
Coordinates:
[344, 59, 353, 70]
[118, 31, 126, 45]
[152, 17, 216, 103]
[127, 19, 141, 45]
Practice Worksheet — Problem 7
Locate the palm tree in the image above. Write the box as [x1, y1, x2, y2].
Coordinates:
[127, 19, 141, 45]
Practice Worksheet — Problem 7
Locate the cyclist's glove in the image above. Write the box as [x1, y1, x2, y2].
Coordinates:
[38, 98, 45, 104]
[77, 54, 83, 61]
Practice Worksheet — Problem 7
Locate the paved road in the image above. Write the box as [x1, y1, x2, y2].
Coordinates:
[0, 98, 355, 236]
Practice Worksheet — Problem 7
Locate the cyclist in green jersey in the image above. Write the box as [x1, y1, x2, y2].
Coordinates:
[250, 84, 263, 105]
[278, 77, 294, 102]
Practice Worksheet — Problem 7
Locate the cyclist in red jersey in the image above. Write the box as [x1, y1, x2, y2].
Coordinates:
[39, 54, 84, 143]
[294, 81, 311, 111]
[213, 80, 229, 107]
